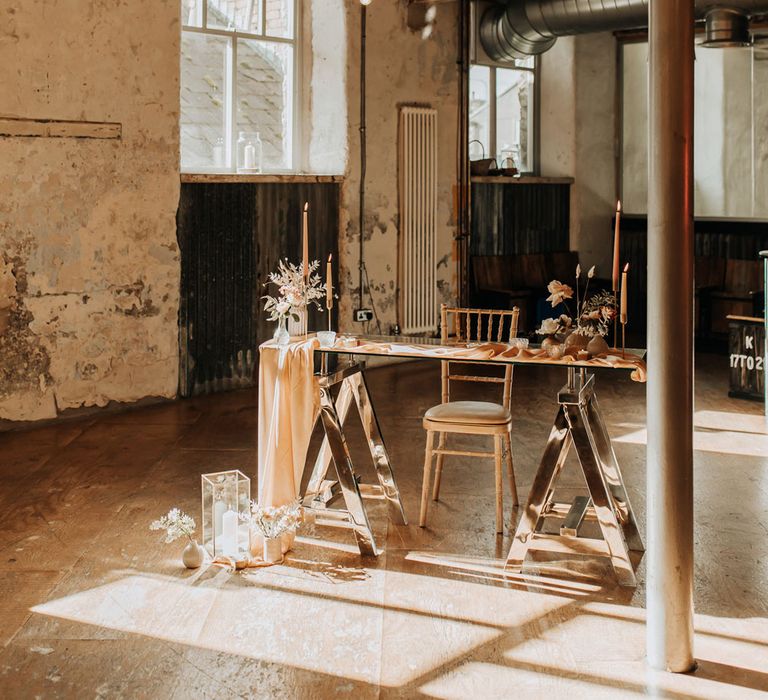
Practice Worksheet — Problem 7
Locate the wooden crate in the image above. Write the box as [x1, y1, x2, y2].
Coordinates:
[728, 315, 764, 401]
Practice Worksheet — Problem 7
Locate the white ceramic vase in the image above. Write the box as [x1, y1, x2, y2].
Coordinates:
[263, 537, 283, 564]
[249, 529, 264, 558]
[288, 307, 307, 337]
[182, 540, 205, 569]
[280, 530, 295, 554]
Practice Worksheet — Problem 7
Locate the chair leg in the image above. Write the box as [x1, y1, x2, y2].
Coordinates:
[420, 430, 436, 527]
[432, 432, 446, 501]
[504, 431, 519, 507]
[494, 434, 503, 534]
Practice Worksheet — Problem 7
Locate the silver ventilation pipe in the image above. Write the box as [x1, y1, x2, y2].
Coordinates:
[701, 8, 751, 48]
[480, 0, 768, 61]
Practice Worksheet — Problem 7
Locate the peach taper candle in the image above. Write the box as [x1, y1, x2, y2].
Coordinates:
[302, 202, 309, 281]
[326, 253, 333, 331]
[620, 262, 629, 356]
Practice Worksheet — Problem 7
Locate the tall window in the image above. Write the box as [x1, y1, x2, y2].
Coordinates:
[180, 0, 298, 172]
[621, 40, 768, 219]
[469, 57, 535, 174]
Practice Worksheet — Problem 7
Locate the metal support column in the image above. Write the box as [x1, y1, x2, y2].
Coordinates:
[647, 0, 696, 672]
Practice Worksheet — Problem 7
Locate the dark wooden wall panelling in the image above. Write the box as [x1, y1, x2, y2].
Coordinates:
[470, 182, 571, 256]
[620, 215, 768, 341]
[177, 182, 340, 397]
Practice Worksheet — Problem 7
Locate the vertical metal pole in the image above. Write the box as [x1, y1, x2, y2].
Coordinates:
[647, 0, 696, 673]
[761, 251, 768, 418]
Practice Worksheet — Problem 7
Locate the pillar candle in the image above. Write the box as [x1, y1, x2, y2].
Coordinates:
[326, 254, 333, 309]
[302, 202, 309, 280]
[612, 200, 622, 292]
[221, 508, 238, 555]
[620, 262, 629, 324]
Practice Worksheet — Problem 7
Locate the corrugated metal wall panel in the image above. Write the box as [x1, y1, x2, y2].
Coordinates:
[177, 182, 340, 397]
[470, 182, 570, 256]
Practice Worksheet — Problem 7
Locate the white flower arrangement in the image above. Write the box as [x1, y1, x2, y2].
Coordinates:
[545, 280, 574, 308]
[263, 259, 326, 322]
[539, 264, 615, 338]
[150, 508, 196, 544]
[242, 500, 302, 540]
[536, 314, 573, 336]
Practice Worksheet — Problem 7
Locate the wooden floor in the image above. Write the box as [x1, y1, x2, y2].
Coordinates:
[1, 355, 767, 698]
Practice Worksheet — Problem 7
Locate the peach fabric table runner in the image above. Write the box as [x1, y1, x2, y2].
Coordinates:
[322, 336, 647, 383]
[258, 337, 320, 507]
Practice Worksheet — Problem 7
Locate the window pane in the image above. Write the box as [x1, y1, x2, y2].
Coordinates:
[265, 0, 294, 39]
[236, 39, 293, 170]
[469, 65, 490, 160]
[496, 67, 534, 172]
[621, 42, 764, 217]
[181, 0, 203, 27]
[515, 56, 535, 70]
[180, 32, 229, 171]
[206, 0, 260, 33]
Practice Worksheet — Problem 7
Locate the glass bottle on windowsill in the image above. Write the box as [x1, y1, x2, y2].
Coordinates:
[237, 131, 263, 174]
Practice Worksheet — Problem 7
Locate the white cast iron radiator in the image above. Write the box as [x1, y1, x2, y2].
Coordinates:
[398, 106, 438, 335]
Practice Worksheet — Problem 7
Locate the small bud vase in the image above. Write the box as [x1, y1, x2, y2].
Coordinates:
[182, 540, 205, 569]
[263, 537, 283, 564]
[273, 317, 289, 346]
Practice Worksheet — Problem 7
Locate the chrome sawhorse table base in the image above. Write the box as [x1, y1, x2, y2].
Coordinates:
[301, 359, 407, 556]
[506, 368, 645, 586]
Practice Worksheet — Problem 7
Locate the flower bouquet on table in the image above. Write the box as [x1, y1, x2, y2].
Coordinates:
[263, 259, 326, 344]
[150, 508, 205, 569]
[538, 264, 616, 359]
[242, 500, 303, 564]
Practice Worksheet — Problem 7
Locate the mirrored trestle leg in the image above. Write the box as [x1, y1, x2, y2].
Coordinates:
[506, 370, 643, 586]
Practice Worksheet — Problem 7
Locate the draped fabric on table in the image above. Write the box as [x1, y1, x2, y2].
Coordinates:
[346, 340, 648, 383]
[258, 338, 320, 507]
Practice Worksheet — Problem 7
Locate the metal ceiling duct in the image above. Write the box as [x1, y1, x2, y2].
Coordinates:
[480, 0, 768, 61]
[700, 8, 751, 48]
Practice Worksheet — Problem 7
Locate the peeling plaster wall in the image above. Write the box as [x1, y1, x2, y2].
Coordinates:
[0, 2, 180, 421]
[338, 0, 459, 333]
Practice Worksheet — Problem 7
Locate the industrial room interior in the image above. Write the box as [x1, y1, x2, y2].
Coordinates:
[1, 0, 768, 697]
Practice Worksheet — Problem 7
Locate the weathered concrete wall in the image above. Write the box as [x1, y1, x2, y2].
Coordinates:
[338, 0, 459, 333]
[621, 43, 767, 218]
[540, 34, 617, 275]
[0, 1, 181, 421]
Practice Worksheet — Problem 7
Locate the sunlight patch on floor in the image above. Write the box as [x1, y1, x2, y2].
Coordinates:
[29, 568, 560, 687]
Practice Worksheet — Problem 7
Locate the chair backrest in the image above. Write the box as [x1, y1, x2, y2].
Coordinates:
[439, 304, 520, 410]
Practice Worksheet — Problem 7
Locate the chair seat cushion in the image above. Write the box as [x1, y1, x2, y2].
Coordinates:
[424, 401, 511, 425]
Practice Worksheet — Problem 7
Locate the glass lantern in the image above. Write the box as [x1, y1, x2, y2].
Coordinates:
[236, 131, 263, 173]
[201, 470, 251, 557]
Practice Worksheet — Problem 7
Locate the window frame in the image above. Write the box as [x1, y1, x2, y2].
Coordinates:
[181, 0, 302, 174]
[468, 58, 539, 175]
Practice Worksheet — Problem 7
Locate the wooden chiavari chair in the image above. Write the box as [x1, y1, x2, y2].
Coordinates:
[419, 304, 520, 534]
